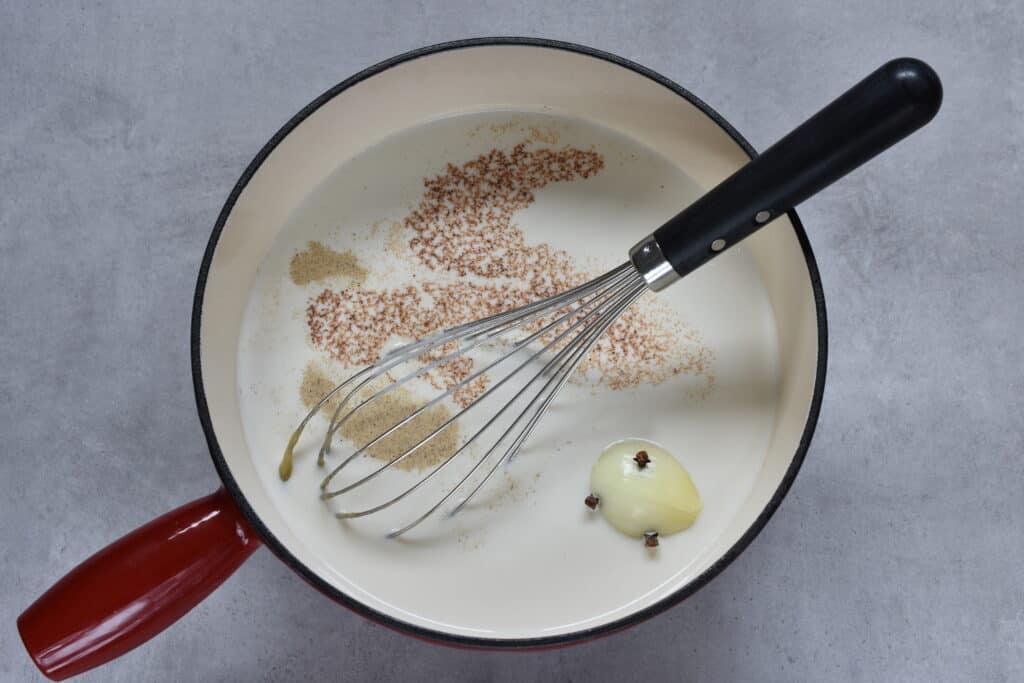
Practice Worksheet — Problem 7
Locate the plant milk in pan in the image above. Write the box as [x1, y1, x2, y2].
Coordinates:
[237, 111, 781, 638]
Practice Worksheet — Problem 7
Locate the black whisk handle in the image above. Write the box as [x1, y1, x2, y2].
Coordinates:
[640, 58, 941, 284]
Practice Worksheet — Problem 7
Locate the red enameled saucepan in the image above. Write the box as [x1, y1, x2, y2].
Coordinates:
[17, 38, 940, 680]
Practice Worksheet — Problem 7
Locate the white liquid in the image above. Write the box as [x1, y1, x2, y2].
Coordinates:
[237, 111, 780, 638]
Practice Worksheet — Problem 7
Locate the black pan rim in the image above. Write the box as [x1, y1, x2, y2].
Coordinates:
[191, 36, 828, 649]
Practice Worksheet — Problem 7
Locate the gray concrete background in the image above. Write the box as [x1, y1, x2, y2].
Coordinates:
[2, 1, 1021, 681]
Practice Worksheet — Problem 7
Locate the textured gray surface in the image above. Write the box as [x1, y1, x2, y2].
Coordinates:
[2, 1, 1022, 681]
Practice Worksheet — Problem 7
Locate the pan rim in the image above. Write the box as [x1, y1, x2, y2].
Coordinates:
[190, 36, 828, 649]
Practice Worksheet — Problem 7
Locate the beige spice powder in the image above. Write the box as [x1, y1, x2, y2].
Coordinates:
[300, 364, 459, 471]
[526, 126, 559, 145]
[290, 241, 367, 287]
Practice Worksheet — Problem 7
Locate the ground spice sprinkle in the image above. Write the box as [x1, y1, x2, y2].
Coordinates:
[305, 140, 713, 411]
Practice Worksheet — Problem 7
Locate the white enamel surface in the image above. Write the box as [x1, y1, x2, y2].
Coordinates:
[198, 45, 821, 640]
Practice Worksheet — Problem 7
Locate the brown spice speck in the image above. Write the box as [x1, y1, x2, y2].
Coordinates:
[634, 450, 650, 468]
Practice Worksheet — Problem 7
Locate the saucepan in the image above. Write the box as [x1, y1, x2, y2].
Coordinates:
[17, 38, 940, 680]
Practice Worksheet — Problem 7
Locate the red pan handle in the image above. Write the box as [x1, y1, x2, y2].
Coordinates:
[17, 488, 260, 681]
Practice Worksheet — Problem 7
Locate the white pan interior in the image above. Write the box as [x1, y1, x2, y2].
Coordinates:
[198, 44, 822, 641]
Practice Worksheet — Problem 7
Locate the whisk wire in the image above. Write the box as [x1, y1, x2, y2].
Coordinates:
[394, 279, 649, 537]
[322, 267, 642, 500]
[319, 266, 638, 493]
[286, 261, 650, 537]
[333, 276, 644, 531]
[294, 265, 631, 461]
[316, 264, 637, 467]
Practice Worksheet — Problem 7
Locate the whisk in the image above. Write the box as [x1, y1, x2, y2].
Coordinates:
[282, 58, 941, 537]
